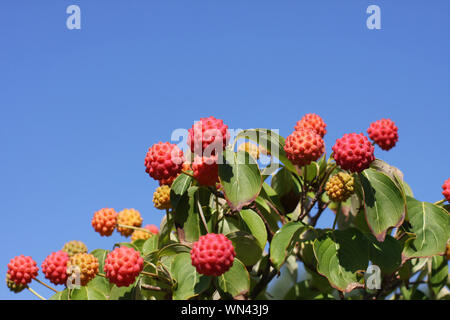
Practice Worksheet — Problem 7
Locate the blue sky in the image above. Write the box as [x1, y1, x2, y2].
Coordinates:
[1, 1, 449, 299]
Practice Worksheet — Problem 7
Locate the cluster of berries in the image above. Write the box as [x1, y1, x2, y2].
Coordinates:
[7, 240, 145, 291]
[91, 207, 158, 240]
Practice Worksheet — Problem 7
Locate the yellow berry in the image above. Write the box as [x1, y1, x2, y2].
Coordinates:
[117, 209, 143, 237]
[325, 172, 354, 202]
[67, 253, 99, 286]
[153, 186, 171, 210]
[62, 240, 88, 257]
[238, 142, 260, 160]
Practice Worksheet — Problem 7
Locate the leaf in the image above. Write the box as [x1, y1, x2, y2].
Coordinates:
[356, 169, 406, 241]
[429, 255, 448, 297]
[271, 167, 295, 197]
[254, 196, 280, 232]
[216, 258, 250, 298]
[142, 235, 159, 256]
[158, 243, 192, 258]
[173, 186, 201, 242]
[402, 197, 450, 261]
[50, 288, 69, 300]
[171, 252, 211, 300]
[313, 228, 369, 293]
[87, 276, 111, 298]
[233, 128, 296, 174]
[170, 173, 193, 209]
[218, 150, 262, 211]
[90, 249, 109, 274]
[367, 234, 402, 275]
[238, 209, 268, 249]
[226, 231, 262, 266]
[70, 285, 107, 300]
[270, 222, 306, 269]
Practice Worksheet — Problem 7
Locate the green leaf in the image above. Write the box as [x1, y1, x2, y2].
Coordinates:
[227, 231, 262, 266]
[170, 173, 193, 209]
[403, 197, 450, 261]
[270, 222, 306, 269]
[142, 235, 159, 256]
[50, 288, 69, 300]
[173, 186, 201, 242]
[271, 167, 295, 197]
[171, 252, 211, 300]
[254, 196, 280, 232]
[238, 209, 267, 249]
[87, 276, 111, 297]
[218, 150, 262, 211]
[367, 234, 402, 275]
[313, 228, 369, 293]
[158, 243, 192, 258]
[429, 255, 448, 297]
[233, 128, 296, 174]
[70, 285, 107, 300]
[216, 258, 250, 298]
[356, 169, 406, 241]
[90, 249, 109, 274]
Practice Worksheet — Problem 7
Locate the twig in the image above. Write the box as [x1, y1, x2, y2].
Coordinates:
[34, 278, 58, 293]
[140, 283, 170, 292]
[27, 286, 46, 300]
[197, 199, 210, 233]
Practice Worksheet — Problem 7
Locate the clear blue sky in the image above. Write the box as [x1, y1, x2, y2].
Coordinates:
[1, 1, 449, 299]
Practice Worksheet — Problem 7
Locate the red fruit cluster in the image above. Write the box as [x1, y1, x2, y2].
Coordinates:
[92, 208, 118, 236]
[146, 224, 159, 234]
[41, 251, 69, 285]
[188, 116, 229, 155]
[295, 113, 327, 138]
[159, 162, 192, 186]
[104, 247, 144, 287]
[191, 233, 236, 276]
[442, 178, 450, 202]
[145, 142, 185, 183]
[192, 156, 219, 186]
[7, 255, 39, 285]
[332, 133, 375, 173]
[367, 118, 399, 151]
[284, 129, 325, 167]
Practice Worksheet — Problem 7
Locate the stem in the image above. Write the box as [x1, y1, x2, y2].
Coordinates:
[332, 203, 341, 230]
[140, 283, 170, 292]
[117, 224, 153, 234]
[433, 199, 445, 205]
[181, 170, 195, 178]
[27, 287, 46, 300]
[197, 199, 210, 233]
[141, 271, 172, 284]
[35, 278, 58, 293]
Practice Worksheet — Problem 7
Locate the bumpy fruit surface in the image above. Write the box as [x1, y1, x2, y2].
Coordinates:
[62, 240, 88, 257]
[131, 225, 157, 242]
[117, 209, 143, 237]
[367, 118, 399, 151]
[67, 253, 99, 286]
[325, 172, 355, 202]
[188, 116, 229, 155]
[6, 273, 26, 293]
[159, 162, 191, 186]
[92, 208, 118, 236]
[332, 133, 375, 173]
[191, 233, 236, 276]
[104, 247, 144, 287]
[442, 178, 450, 202]
[145, 142, 185, 182]
[153, 185, 171, 210]
[7, 255, 39, 285]
[295, 113, 327, 138]
[238, 142, 260, 159]
[284, 129, 325, 167]
[41, 251, 69, 285]
[192, 156, 219, 186]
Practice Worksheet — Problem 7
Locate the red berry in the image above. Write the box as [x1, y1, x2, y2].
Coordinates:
[332, 133, 375, 173]
[442, 178, 450, 202]
[191, 233, 236, 276]
[188, 117, 229, 155]
[104, 247, 144, 287]
[294, 113, 327, 138]
[367, 118, 399, 151]
[192, 156, 219, 186]
[92, 208, 118, 236]
[145, 142, 185, 182]
[41, 251, 69, 285]
[7, 255, 39, 285]
[146, 224, 159, 234]
[284, 129, 325, 167]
